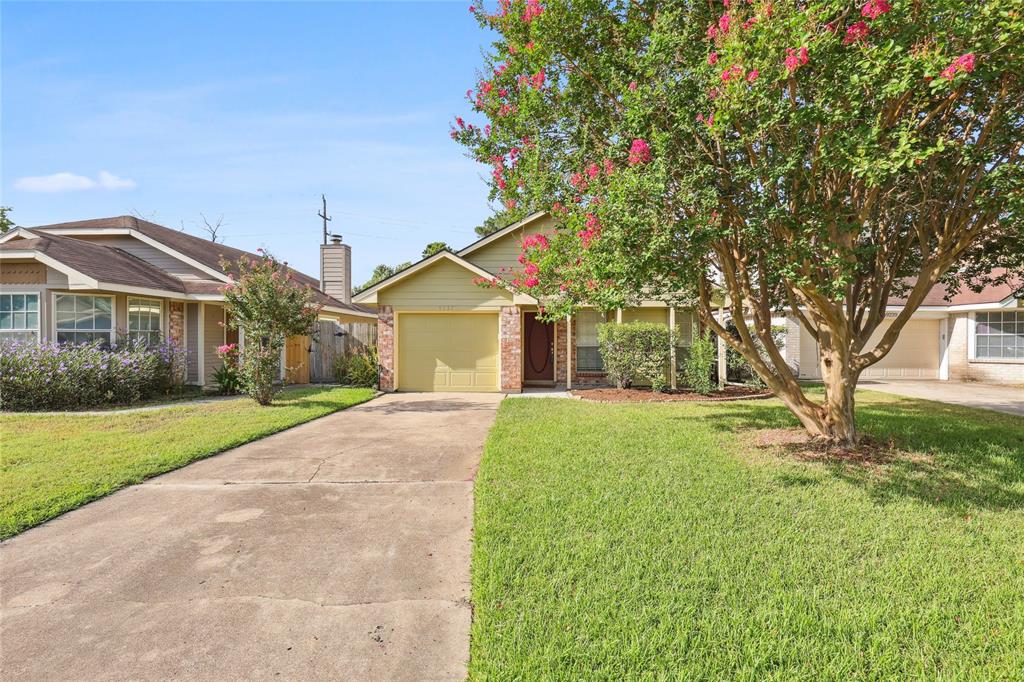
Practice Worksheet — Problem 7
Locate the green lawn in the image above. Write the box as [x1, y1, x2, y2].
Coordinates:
[0, 386, 376, 539]
[472, 391, 1024, 680]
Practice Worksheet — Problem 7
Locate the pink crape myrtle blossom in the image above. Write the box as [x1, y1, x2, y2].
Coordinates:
[721, 64, 744, 82]
[941, 53, 976, 80]
[521, 0, 543, 22]
[628, 80, 638, 90]
[861, 0, 891, 19]
[627, 138, 651, 165]
[742, 17, 757, 30]
[603, 158, 614, 175]
[844, 21, 870, 44]
[746, 68, 759, 82]
[586, 162, 601, 179]
[718, 13, 731, 34]
[706, 24, 719, 40]
[784, 46, 809, 72]
[708, 51, 719, 66]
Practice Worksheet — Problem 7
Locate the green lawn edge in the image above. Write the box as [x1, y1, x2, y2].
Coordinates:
[0, 386, 377, 539]
[469, 390, 1024, 679]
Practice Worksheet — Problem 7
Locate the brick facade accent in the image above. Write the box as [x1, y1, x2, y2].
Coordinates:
[377, 305, 395, 391]
[948, 312, 1024, 385]
[555, 318, 567, 384]
[500, 306, 522, 392]
[168, 301, 185, 347]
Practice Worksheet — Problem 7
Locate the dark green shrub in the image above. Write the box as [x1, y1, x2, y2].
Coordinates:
[597, 321, 672, 391]
[334, 346, 379, 388]
[682, 332, 717, 395]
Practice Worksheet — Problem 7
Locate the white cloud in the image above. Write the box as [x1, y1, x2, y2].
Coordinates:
[14, 170, 137, 193]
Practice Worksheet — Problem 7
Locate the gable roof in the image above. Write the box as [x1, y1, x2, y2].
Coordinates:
[352, 249, 530, 304]
[888, 270, 1021, 308]
[15, 216, 374, 317]
[456, 210, 550, 258]
[0, 230, 186, 293]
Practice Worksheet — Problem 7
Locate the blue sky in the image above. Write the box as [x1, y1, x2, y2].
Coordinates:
[2, 1, 496, 285]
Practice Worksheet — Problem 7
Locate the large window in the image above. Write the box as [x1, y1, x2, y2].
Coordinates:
[127, 297, 162, 346]
[975, 311, 1023, 360]
[0, 293, 40, 341]
[575, 309, 605, 372]
[55, 294, 113, 345]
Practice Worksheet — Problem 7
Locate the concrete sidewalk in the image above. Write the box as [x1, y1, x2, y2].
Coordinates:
[0, 392, 503, 681]
[860, 380, 1024, 417]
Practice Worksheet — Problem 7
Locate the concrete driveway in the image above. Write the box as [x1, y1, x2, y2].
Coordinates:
[0, 392, 503, 681]
[861, 380, 1024, 417]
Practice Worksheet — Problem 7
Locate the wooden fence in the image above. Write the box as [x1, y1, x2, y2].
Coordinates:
[309, 320, 377, 383]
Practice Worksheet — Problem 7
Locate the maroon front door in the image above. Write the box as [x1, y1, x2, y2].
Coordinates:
[523, 312, 555, 383]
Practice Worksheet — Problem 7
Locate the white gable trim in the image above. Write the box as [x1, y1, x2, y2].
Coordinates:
[0, 249, 98, 288]
[353, 250, 531, 304]
[0, 227, 42, 244]
[456, 210, 550, 258]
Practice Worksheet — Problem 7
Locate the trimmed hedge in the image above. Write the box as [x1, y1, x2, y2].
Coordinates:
[597, 321, 672, 391]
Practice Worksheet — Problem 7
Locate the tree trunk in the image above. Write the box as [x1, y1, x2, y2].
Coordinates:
[816, 333, 859, 446]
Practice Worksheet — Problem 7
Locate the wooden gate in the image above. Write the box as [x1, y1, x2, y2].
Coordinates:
[285, 335, 310, 384]
[308, 321, 379, 383]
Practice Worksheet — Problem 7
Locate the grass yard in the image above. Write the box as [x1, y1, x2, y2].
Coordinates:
[472, 391, 1024, 680]
[0, 386, 376, 539]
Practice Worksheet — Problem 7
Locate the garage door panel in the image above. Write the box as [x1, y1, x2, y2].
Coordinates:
[398, 313, 499, 392]
[861, 319, 940, 380]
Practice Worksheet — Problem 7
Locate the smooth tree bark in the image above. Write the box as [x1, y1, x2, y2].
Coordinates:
[454, 0, 1023, 444]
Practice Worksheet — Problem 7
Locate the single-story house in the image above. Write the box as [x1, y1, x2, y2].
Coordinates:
[785, 273, 1024, 385]
[0, 216, 375, 386]
[354, 211, 1023, 392]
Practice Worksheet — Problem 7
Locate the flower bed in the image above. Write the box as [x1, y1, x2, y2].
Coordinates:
[0, 338, 187, 411]
[571, 385, 772, 402]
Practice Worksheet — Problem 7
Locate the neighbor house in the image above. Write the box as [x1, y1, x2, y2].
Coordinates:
[354, 211, 1023, 392]
[0, 216, 375, 386]
[785, 273, 1023, 385]
[353, 211, 698, 392]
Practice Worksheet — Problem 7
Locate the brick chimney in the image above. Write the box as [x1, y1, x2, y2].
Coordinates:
[320, 234, 352, 304]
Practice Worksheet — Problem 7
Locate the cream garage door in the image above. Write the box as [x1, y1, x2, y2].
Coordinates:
[398, 313, 499, 391]
[861, 318, 941, 379]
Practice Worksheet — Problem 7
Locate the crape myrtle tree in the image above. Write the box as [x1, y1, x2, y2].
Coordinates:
[220, 252, 321, 405]
[453, 0, 1024, 444]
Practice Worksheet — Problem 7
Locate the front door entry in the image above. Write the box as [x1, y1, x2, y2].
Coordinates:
[523, 312, 555, 383]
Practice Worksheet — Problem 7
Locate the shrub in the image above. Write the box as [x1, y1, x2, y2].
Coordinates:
[334, 346, 379, 388]
[597, 321, 672, 391]
[0, 338, 186, 411]
[682, 332, 717, 395]
[213, 343, 242, 395]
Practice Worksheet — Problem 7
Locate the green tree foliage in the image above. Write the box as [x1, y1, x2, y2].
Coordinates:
[0, 207, 15, 234]
[220, 253, 320, 405]
[454, 0, 1023, 443]
[355, 262, 412, 294]
[474, 206, 529, 237]
[422, 241, 451, 258]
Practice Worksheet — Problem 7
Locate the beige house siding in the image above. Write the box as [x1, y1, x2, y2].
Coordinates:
[948, 311, 1024, 385]
[377, 259, 513, 311]
[202, 303, 226, 385]
[186, 302, 200, 383]
[463, 215, 557, 274]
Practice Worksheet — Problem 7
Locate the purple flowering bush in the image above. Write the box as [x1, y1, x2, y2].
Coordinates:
[0, 338, 187, 411]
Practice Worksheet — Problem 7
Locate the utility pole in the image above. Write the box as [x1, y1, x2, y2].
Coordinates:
[318, 194, 332, 245]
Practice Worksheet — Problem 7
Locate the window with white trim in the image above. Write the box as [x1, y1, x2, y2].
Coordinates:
[0, 293, 40, 341]
[55, 294, 114, 345]
[975, 311, 1023, 360]
[127, 297, 162, 346]
[575, 309, 606, 372]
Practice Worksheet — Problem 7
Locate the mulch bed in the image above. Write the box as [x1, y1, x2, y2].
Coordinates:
[571, 385, 773, 403]
[753, 428, 907, 466]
